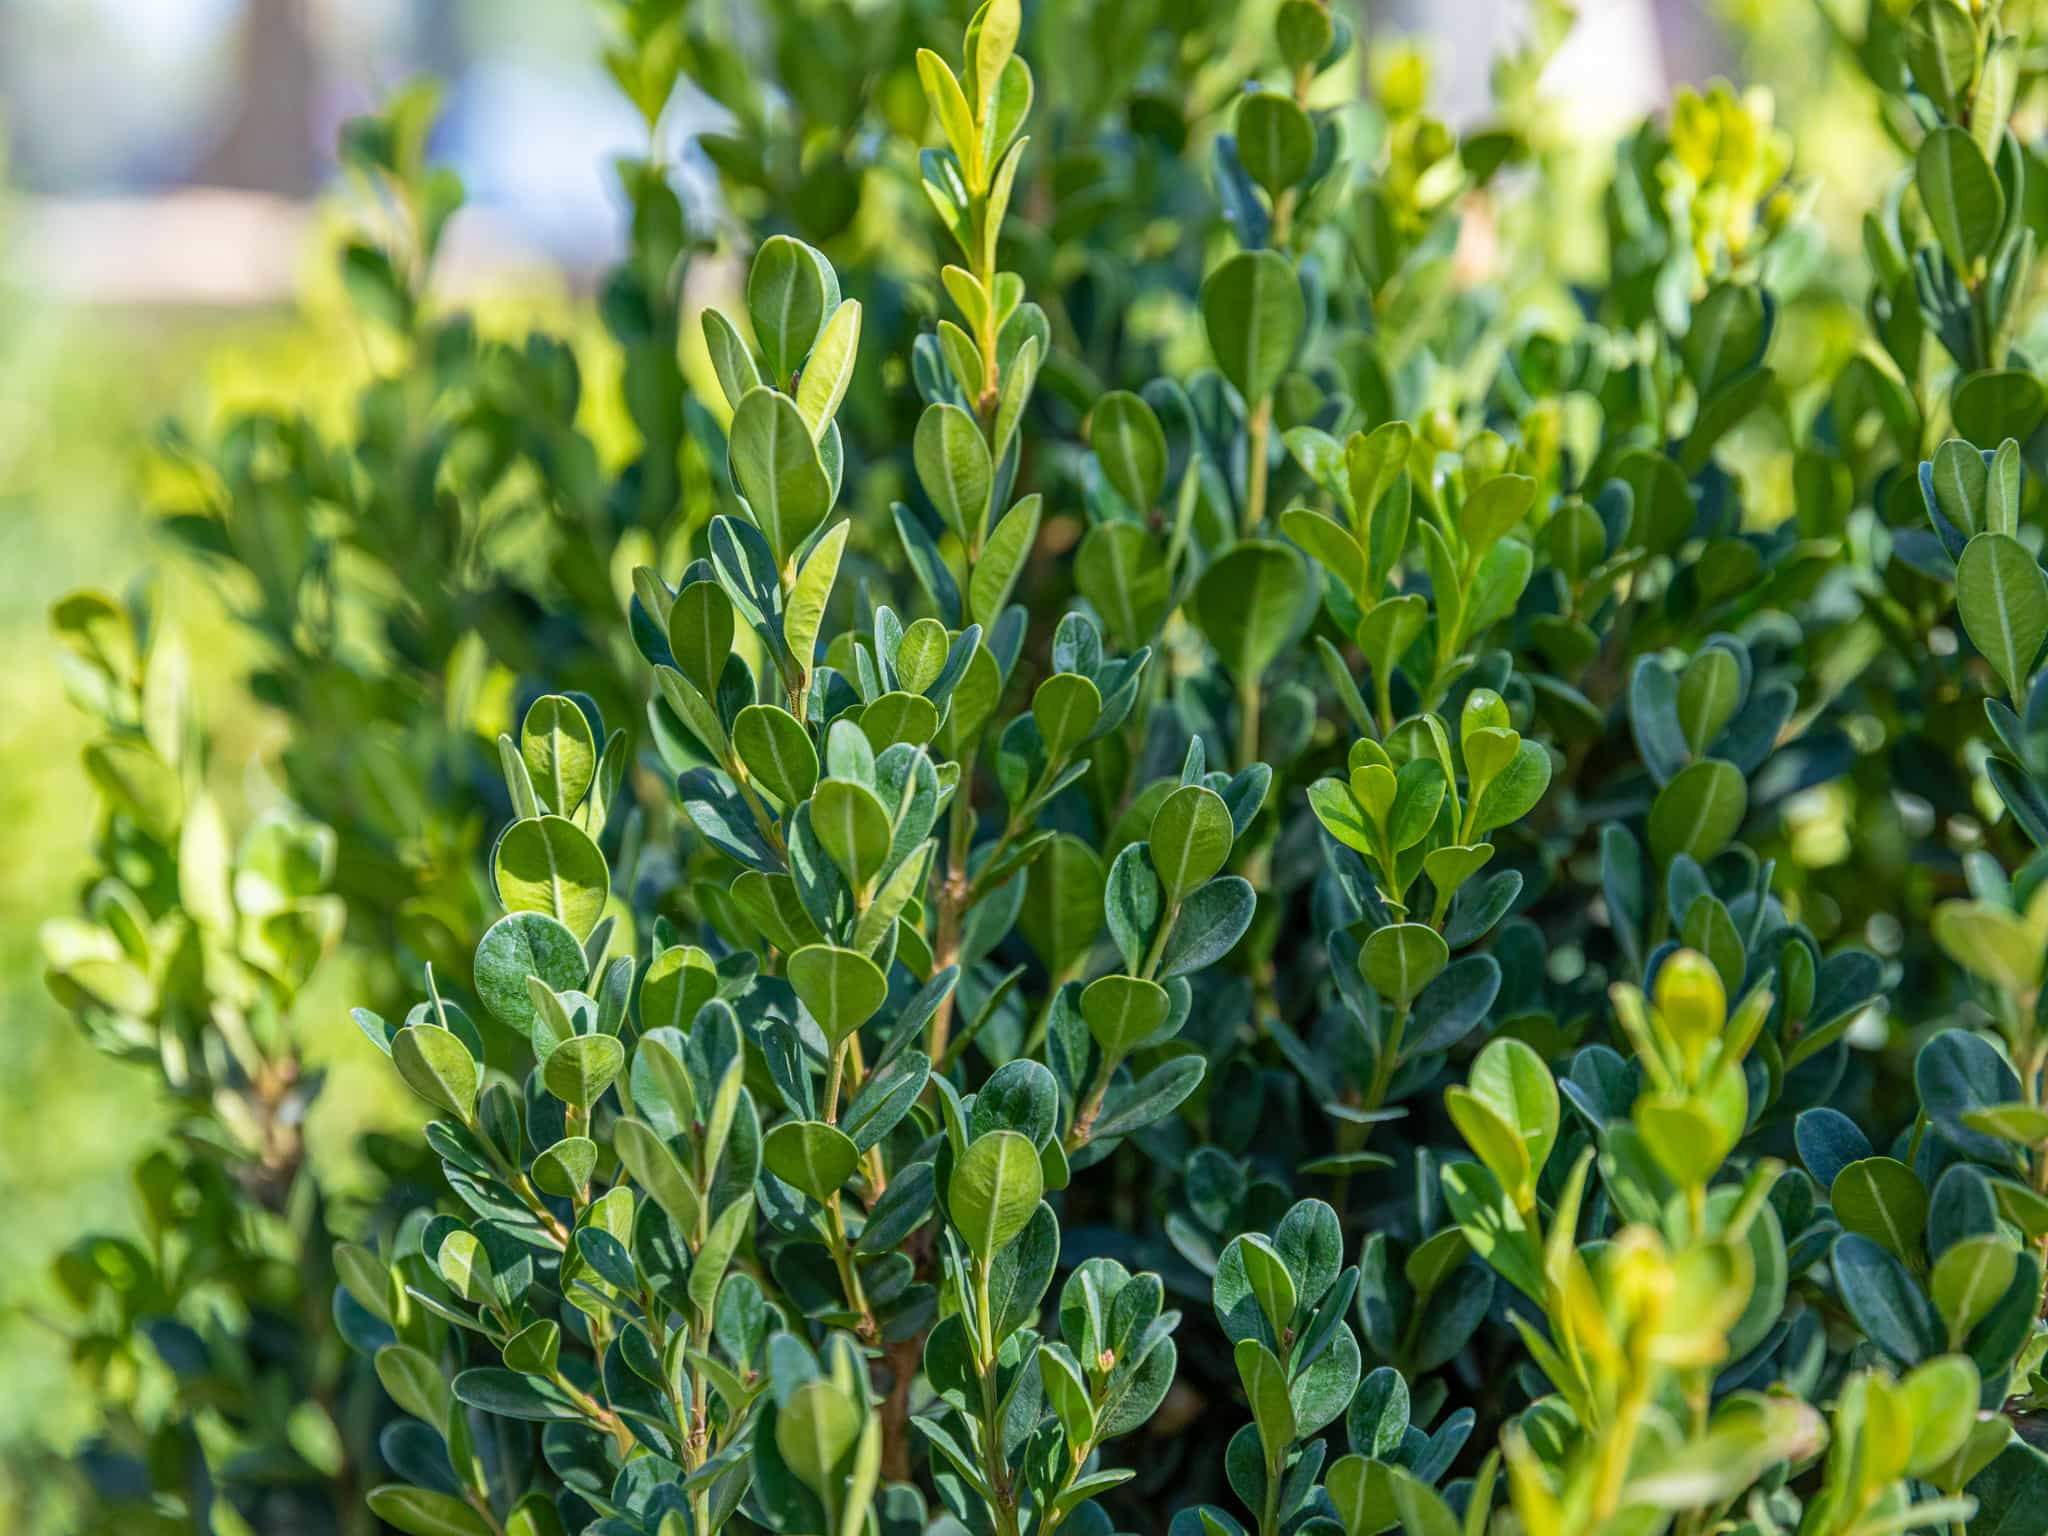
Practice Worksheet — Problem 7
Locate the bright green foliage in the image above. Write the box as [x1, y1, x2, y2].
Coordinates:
[37, 0, 2048, 1532]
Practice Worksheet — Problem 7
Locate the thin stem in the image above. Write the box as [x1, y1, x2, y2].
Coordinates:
[824, 1037, 851, 1124]
[1067, 1040, 1127, 1153]
[971, 1258, 1022, 1536]
[826, 1193, 877, 1340]
[1243, 396, 1275, 536]
[1139, 900, 1181, 980]
[926, 785, 977, 1061]
[1237, 670, 1262, 767]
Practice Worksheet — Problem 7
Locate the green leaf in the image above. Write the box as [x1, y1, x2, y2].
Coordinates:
[639, 945, 719, 1037]
[788, 944, 889, 1045]
[970, 494, 1042, 628]
[733, 706, 819, 807]
[917, 49, 975, 169]
[1931, 899, 2042, 993]
[1387, 758, 1445, 852]
[1902, 0, 1978, 113]
[366, 1487, 495, 1536]
[1019, 834, 1104, 976]
[1150, 785, 1234, 902]
[1076, 521, 1171, 649]
[1647, 758, 1748, 865]
[451, 1368, 580, 1421]
[1458, 474, 1535, 554]
[777, 1379, 861, 1497]
[764, 1119, 860, 1203]
[1932, 1235, 2020, 1342]
[786, 521, 850, 676]
[1325, 1454, 1396, 1536]
[1929, 438, 1990, 539]
[1091, 390, 1167, 512]
[1830, 1157, 1928, 1262]
[1361, 923, 1449, 1008]
[474, 912, 589, 1034]
[542, 1033, 625, 1109]
[1233, 1337, 1297, 1466]
[916, 402, 993, 547]
[1833, 1232, 1942, 1365]
[1470, 738, 1551, 833]
[1447, 1089, 1530, 1204]
[1194, 540, 1310, 680]
[702, 308, 761, 409]
[669, 580, 735, 695]
[1676, 649, 1740, 757]
[810, 780, 893, 890]
[1092, 1054, 1205, 1140]
[731, 387, 833, 567]
[393, 1025, 478, 1119]
[1236, 91, 1314, 196]
[690, 1194, 754, 1318]
[748, 234, 832, 383]
[1917, 124, 2005, 275]
[494, 816, 609, 941]
[948, 1129, 1044, 1258]
[1962, 1101, 2048, 1145]
[1957, 532, 2048, 704]
[1467, 1037, 1559, 1183]
[532, 1136, 597, 1197]
[1080, 974, 1171, 1056]
[1032, 672, 1103, 758]
[375, 1343, 452, 1426]
[613, 1116, 702, 1237]
[1236, 1234, 1298, 1338]
[1903, 1355, 1984, 1477]
[795, 300, 861, 438]
[502, 1319, 560, 1379]
[1157, 876, 1257, 978]
[1200, 250, 1305, 403]
[521, 696, 597, 816]
[1308, 778, 1374, 855]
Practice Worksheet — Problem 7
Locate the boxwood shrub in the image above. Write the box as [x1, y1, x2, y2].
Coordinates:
[38, 0, 2048, 1533]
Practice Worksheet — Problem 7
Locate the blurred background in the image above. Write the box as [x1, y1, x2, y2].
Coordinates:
[0, 0, 1885, 1496]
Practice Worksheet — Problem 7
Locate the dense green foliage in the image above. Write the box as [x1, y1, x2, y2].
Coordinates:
[36, 0, 2048, 1532]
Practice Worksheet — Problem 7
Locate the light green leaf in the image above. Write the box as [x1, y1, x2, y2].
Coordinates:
[810, 780, 894, 890]
[730, 387, 833, 567]
[1091, 390, 1167, 512]
[1201, 250, 1305, 403]
[1149, 785, 1234, 901]
[393, 1026, 478, 1119]
[1361, 923, 1448, 1008]
[795, 300, 861, 438]
[494, 816, 609, 941]
[948, 1129, 1044, 1258]
[733, 705, 818, 807]
[1957, 532, 2048, 705]
[1647, 759, 1747, 866]
[1079, 974, 1171, 1056]
[1917, 125, 2005, 275]
[764, 1119, 860, 1204]
[788, 944, 889, 1045]
[916, 402, 993, 547]
[1193, 540, 1310, 681]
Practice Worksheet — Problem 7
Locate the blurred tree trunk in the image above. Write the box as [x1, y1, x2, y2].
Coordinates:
[197, 0, 322, 196]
